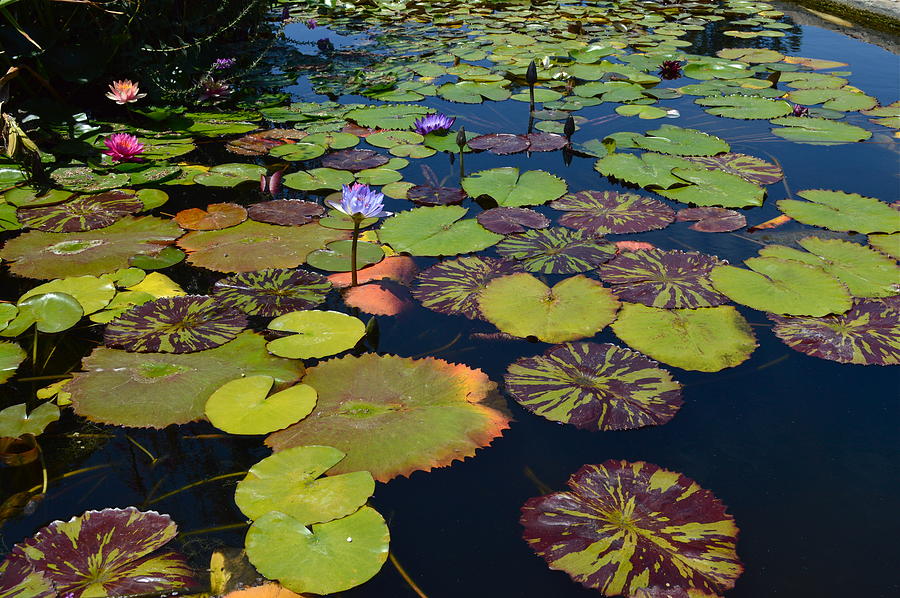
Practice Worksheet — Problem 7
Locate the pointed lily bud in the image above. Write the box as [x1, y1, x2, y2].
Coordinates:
[563, 115, 575, 138]
[456, 126, 467, 149]
[526, 60, 538, 86]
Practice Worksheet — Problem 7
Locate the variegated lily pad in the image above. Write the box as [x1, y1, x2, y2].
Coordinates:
[496, 227, 616, 274]
[769, 296, 900, 365]
[505, 342, 683, 431]
[212, 269, 331, 316]
[598, 250, 730, 308]
[17, 191, 143, 232]
[684, 153, 783, 186]
[550, 191, 675, 234]
[521, 460, 742, 596]
[0, 555, 54, 598]
[104, 295, 247, 353]
[247, 200, 325, 226]
[476, 207, 550, 234]
[11, 507, 195, 598]
[411, 256, 521, 320]
[322, 149, 389, 171]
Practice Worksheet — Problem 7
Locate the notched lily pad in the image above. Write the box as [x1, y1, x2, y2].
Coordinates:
[322, 149, 389, 172]
[412, 256, 521, 320]
[476, 207, 550, 234]
[550, 190, 675, 234]
[212, 268, 331, 316]
[496, 227, 616, 274]
[174, 203, 248, 230]
[406, 185, 467, 206]
[17, 191, 143, 232]
[248, 200, 325, 226]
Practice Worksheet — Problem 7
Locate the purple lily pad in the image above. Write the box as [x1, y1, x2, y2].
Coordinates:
[322, 149, 389, 171]
[523, 132, 569, 152]
[477, 207, 550, 234]
[212, 268, 332, 316]
[550, 190, 675, 235]
[406, 185, 467, 206]
[0, 556, 55, 598]
[247, 199, 325, 226]
[412, 256, 521, 320]
[496, 227, 616, 274]
[104, 295, 248, 353]
[676, 207, 747, 232]
[467, 133, 531, 155]
[17, 191, 143, 232]
[11, 507, 195, 598]
[597, 249, 729, 308]
[685, 152, 783, 186]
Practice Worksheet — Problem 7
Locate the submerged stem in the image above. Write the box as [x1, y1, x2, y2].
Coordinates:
[389, 551, 430, 598]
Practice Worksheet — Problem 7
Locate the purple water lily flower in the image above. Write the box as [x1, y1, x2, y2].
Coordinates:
[306, 18, 318, 29]
[328, 183, 391, 219]
[658, 60, 684, 80]
[792, 104, 811, 117]
[316, 38, 334, 53]
[213, 58, 236, 70]
[103, 133, 144, 163]
[413, 113, 456, 135]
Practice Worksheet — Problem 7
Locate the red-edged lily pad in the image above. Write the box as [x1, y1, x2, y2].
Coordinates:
[521, 460, 743, 596]
[496, 227, 616, 274]
[266, 353, 511, 482]
[343, 281, 413, 316]
[476, 207, 550, 234]
[104, 295, 248, 353]
[769, 296, 900, 365]
[212, 269, 332, 316]
[505, 342, 683, 431]
[676, 207, 746, 232]
[685, 152, 783, 186]
[406, 185, 467, 206]
[598, 249, 730, 308]
[247, 200, 325, 226]
[550, 191, 675, 235]
[174, 203, 248, 230]
[17, 191, 143, 233]
[11, 507, 195, 598]
[411, 256, 521, 319]
[321, 149, 389, 171]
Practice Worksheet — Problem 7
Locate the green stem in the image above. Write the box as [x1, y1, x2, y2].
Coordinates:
[350, 216, 361, 287]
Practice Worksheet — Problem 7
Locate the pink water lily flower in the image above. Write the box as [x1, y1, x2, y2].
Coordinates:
[105, 80, 147, 104]
[103, 133, 144, 163]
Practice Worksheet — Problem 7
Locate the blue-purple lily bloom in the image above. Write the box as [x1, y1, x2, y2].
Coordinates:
[328, 183, 392, 219]
[413, 113, 456, 135]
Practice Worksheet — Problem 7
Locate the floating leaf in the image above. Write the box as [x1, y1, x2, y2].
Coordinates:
[377, 205, 501, 256]
[612, 304, 757, 371]
[461, 167, 567, 207]
[770, 116, 871, 144]
[478, 274, 620, 343]
[50, 167, 130, 193]
[268, 142, 327, 161]
[322, 149, 390, 171]
[520, 460, 742, 596]
[656, 168, 766, 208]
[245, 508, 388, 595]
[505, 342, 682, 431]
[633, 125, 730, 156]
[406, 185, 467, 206]
[346, 104, 434, 129]
[227, 128, 309, 156]
[476, 207, 549, 234]
[283, 168, 355, 192]
[0, 402, 59, 437]
[174, 203, 248, 230]
[467, 134, 531, 155]
[69, 331, 304, 428]
[206, 375, 317, 435]
[19, 275, 116, 315]
[869, 233, 900, 259]
[695, 95, 792, 119]
[266, 310, 365, 359]
[366, 130, 423, 148]
[342, 281, 411, 316]
[777, 189, 900, 234]
[676, 207, 746, 232]
[17, 191, 143, 232]
[194, 163, 267, 187]
[0, 342, 26, 385]
[550, 190, 675, 234]
[0, 293, 84, 336]
[129, 246, 186, 270]
[305, 240, 384, 272]
[785, 88, 877, 112]
[247, 200, 324, 226]
[0, 555, 54, 598]
[594, 152, 694, 189]
[12, 507, 195, 598]
[598, 250, 729, 308]
[684, 152, 783, 185]
[769, 296, 900, 365]
[212, 269, 331, 316]
[412, 256, 521, 320]
[267, 353, 510, 482]
[495, 227, 616, 274]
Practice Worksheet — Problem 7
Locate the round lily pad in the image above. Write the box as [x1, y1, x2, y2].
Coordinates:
[550, 190, 675, 234]
[266, 310, 366, 359]
[656, 167, 766, 208]
[366, 130, 424, 148]
[496, 227, 616, 274]
[0, 292, 84, 336]
[104, 295, 248, 353]
[50, 167, 130, 193]
[406, 185, 467, 206]
[476, 207, 549, 234]
[770, 116, 871, 144]
[0, 553, 54, 598]
[212, 269, 331, 316]
[377, 205, 502, 256]
[235, 445, 374, 524]
[248, 200, 325, 226]
[174, 203, 248, 230]
[598, 249, 730, 308]
[0, 402, 59, 438]
[346, 104, 434, 129]
[266, 353, 510, 482]
[283, 168, 355, 192]
[268, 142, 327, 161]
[467, 133, 531, 155]
[461, 167, 567, 207]
[695, 95, 792, 119]
[595, 152, 696, 189]
[194, 163, 267, 187]
[769, 296, 900, 366]
[322, 149, 389, 172]
[17, 191, 143, 232]
[684, 153, 783, 186]
[633, 124, 730, 156]
[226, 128, 309, 156]
[505, 342, 683, 431]
[69, 331, 304, 428]
[520, 460, 742, 596]
[411, 256, 522, 320]
[19, 275, 116, 315]
[612, 303, 757, 371]
[777, 189, 900, 234]
[206, 375, 317, 435]
[676, 207, 746, 232]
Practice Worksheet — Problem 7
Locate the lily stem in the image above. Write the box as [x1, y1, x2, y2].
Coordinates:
[350, 216, 361, 287]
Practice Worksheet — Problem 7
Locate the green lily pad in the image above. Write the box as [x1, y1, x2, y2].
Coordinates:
[19, 275, 115, 315]
[461, 167, 567, 207]
[869, 233, 900, 259]
[306, 240, 385, 272]
[377, 205, 502, 256]
[345, 104, 434, 129]
[235, 445, 374, 524]
[0, 402, 59, 436]
[266, 310, 366, 359]
[193, 163, 267, 187]
[50, 167, 130, 193]
[594, 152, 695, 188]
[633, 125, 730, 156]
[611, 303, 757, 372]
[205, 375, 317, 435]
[777, 189, 900, 234]
[478, 273, 620, 343]
[304, 132, 360, 149]
[683, 60, 750, 80]
[411, 257, 521, 320]
[656, 167, 766, 208]
[438, 81, 511, 103]
[0, 342, 27, 385]
[366, 130, 424, 148]
[770, 116, 871, 144]
[614, 105, 671, 119]
[268, 142, 327, 161]
[0, 292, 84, 336]
[785, 88, 877, 112]
[695, 95, 792, 119]
[283, 168, 355, 192]
[496, 227, 616, 274]
[129, 246, 185, 270]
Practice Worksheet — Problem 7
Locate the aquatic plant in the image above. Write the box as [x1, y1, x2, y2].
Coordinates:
[658, 60, 684, 80]
[412, 113, 455, 135]
[102, 133, 144, 163]
[792, 103, 811, 117]
[199, 78, 231, 102]
[105, 80, 147, 104]
[213, 57, 236, 70]
[328, 183, 391, 286]
[306, 18, 317, 29]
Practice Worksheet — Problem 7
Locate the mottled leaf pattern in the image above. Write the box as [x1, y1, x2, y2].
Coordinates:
[505, 342, 683, 430]
[0, 556, 55, 598]
[322, 149, 389, 171]
[411, 256, 521, 319]
[598, 249, 730, 308]
[521, 460, 742, 596]
[685, 153, 783, 186]
[104, 295, 248, 353]
[769, 296, 900, 365]
[496, 227, 616, 273]
[550, 191, 675, 235]
[17, 192, 143, 233]
[212, 269, 332, 316]
[476, 207, 549, 234]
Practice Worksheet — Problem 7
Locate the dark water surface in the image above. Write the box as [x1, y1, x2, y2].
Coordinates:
[2, 9, 899, 598]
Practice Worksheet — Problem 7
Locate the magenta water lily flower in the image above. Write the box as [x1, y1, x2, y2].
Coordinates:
[103, 133, 144, 163]
[199, 78, 231, 102]
[658, 60, 684, 80]
[413, 113, 456, 135]
[328, 183, 391, 219]
[213, 58, 236, 70]
[792, 104, 811, 117]
[306, 18, 318, 29]
[105, 80, 147, 104]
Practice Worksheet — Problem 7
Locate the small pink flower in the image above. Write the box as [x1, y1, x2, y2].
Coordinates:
[105, 80, 147, 104]
[103, 133, 144, 162]
[199, 78, 231, 102]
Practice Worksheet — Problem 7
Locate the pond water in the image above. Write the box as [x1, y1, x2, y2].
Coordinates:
[1, 2, 898, 597]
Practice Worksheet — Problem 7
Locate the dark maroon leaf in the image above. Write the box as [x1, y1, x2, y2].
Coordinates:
[676, 207, 746, 233]
[523, 132, 568, 152]
[226, 129, 308, 156]
[406, 185, 467, 206]
[247, 200, 325, 226]
[212, 268, 332, 316]
[476, 207, 550, 234]
[17, 191, 143, 233]
[466, 133, 530, 155]
[550, 190, 675, 235]
[496, 227, 616, 274]
[412, 256, 521, 319]
[104, 295, 248, 353]
[322, 149, 389, 171]
[0, 555, 55, 598]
